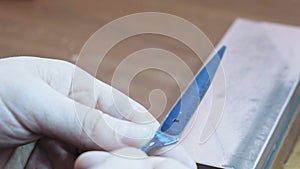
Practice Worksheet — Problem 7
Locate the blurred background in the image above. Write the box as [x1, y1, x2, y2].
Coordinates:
[0, 0, 299, 168]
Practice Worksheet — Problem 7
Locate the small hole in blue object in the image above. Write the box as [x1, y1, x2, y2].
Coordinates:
[173, 119, 180, 123]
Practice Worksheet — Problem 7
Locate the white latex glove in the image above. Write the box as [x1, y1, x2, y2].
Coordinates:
[75, 147, 190, 169]
[0, 57, 196, 169]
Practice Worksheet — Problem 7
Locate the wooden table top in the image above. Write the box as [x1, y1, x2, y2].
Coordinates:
[0, 0, 299, 168]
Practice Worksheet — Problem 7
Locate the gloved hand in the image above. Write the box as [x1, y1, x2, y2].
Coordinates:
[0, 57, 196, 169]
[75, 147, 191, 169]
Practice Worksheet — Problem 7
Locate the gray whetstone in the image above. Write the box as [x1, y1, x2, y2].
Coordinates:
[182, 19, 300, 169]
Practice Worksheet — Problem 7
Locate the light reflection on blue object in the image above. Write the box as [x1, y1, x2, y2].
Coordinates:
[141, 131, 178, 152]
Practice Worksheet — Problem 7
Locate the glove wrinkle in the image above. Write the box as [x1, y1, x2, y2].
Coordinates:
[4, 141, 36, 169]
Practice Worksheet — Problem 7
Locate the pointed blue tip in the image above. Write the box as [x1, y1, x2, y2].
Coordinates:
[217, 46, 226, 60]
